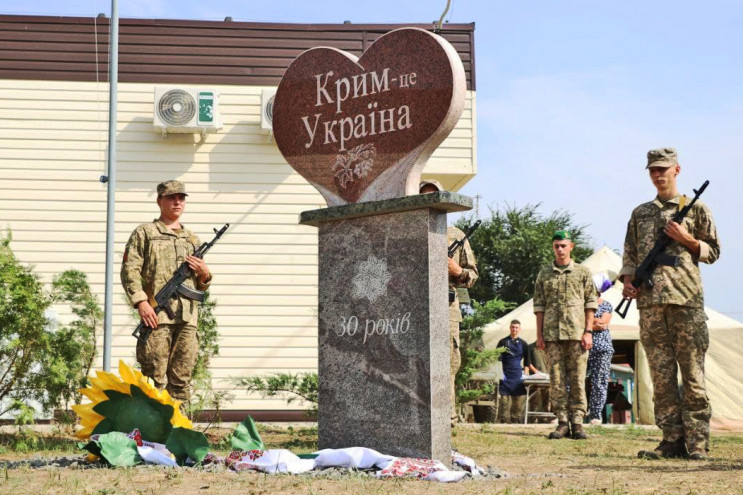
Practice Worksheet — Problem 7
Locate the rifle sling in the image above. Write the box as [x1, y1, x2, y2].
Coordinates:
[678, 195, 687, 212]
[654, 253, 678, 267]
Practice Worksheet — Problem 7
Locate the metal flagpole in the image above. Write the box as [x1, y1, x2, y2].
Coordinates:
[102, 0, 119, 371]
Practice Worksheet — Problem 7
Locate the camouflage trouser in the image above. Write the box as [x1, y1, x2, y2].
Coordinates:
[498, 394, 526, 423]
[136, 321, 199, 403]
[546, 340, 588, 424]
[639, 304, 710, 452]
[449, 318, 461, 421]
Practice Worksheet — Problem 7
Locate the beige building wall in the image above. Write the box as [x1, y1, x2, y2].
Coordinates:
[0, 78, 476, 411]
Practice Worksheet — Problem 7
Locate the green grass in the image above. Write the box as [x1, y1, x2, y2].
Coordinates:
[0, 430, 78, 454]
[2, 424, 743, 495]
[712, 435, 743, 445]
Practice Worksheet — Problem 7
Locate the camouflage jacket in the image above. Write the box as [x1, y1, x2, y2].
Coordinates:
[448, 226, 478, 322]
[533, 261, 597, 341]
[121, 219, 211, 325]
[620, 194, 720, 309]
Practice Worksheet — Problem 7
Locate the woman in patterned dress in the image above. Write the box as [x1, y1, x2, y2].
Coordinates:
[587, 272, 615, 425]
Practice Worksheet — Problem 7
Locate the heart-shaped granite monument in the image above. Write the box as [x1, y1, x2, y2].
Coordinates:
[272, 27, 466, 206]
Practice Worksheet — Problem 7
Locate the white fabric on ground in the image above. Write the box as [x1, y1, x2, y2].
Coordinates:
[234, 449, 315, 474]
[137, 445, 178, 466]
[313, 446, 396, 470]
[132, 442, 486, 483]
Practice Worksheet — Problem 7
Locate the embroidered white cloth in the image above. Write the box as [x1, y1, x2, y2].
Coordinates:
[233, 449, 315, 474]
[313, 447, 477, 483]
[376, 456, 467, 482]
[132, 442, 484, 483]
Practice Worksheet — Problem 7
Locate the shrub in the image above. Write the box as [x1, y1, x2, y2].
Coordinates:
[0, 232, 102, 421]
[456, 298, 514, 405]
[231, 372, 318, 419]
[0, 231, 52, 417]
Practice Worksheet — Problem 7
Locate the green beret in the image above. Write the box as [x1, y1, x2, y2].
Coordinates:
[552, 230, 573, 241]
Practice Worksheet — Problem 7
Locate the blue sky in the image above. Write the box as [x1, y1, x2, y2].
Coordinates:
[3, 1, 742, 319]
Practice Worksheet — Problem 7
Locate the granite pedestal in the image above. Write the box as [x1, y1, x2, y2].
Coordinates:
[301, 192, 472, 463]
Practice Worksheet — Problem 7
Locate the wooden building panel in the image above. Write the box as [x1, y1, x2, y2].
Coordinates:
[0, 15, 475, 90]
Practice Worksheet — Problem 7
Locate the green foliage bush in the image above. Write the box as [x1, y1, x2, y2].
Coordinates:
[38, 269, 101, 413]
[458, 203, 593, 306]
[231, 372, 318, 418]
[0, 231, 52, 418]
[187, 291, 232, 425]
[0, 231, 101, 421]
[456, 298, 514, 404]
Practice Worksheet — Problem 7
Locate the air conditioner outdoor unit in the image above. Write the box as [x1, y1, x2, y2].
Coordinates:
[153, 87, 222, 134]
[260, 88, 277, 134]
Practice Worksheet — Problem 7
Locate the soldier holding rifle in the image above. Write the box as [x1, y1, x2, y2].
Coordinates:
[121, 180, 213, 405]
[419, 180, 479, 425]
[620, 148, 720, 460]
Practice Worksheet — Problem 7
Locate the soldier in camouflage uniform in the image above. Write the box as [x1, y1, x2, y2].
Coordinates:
[621, 148, 720, 460]
[420, 180, 479, 424]
[534, 230, 597, 440]
[121, 180, 212, 404]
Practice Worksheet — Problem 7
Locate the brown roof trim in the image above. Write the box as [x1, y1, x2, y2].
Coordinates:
[0, 15, 475, 90]
[0, 14, 473, 31]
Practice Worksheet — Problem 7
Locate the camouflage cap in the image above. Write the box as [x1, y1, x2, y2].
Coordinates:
[552, 230, 573, 241]
[419, 179, 444, 193]
[646, 147, 678, 169]
[157, 180, 188, 197]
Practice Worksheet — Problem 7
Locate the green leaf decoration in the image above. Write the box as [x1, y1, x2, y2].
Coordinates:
[231, 416, 265, 451]
[297, 453, 319, 459]
[165, 427, 210, 465]
[97, 432, 142, 467]
[92, 385, 175, 443]
[90, 417, 115, 437]
[80, 440, 102, 458]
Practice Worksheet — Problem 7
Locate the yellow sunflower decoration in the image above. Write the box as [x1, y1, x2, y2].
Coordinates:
[73, 360, 192, 443]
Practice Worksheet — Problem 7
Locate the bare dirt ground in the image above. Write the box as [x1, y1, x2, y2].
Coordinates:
[1, 423, 742, 494]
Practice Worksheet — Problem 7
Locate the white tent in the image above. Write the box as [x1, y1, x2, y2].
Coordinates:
[481, 246, 743, 424]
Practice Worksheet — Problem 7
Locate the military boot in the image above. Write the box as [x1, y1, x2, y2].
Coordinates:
[571, 423, 588, 440]
[548, 421, 570, 439]
[637, 439, 689, 459]
[688, 447, 708, 461]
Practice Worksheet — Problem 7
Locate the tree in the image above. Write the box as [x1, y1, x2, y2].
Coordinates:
[456, 298, 514, 405]
[28, 269, 102, 416]
[457, 203, 593, 306]
[0, 231, 51, 417]
[1, 233, 107, 422]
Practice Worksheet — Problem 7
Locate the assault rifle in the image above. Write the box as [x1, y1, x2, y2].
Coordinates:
[132, 223, 229, 343]
[448, 220, 481, 303]
[449, 220, 481, 258]
[616, 180, 709, 318]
